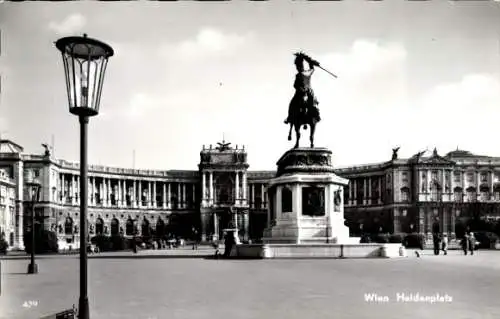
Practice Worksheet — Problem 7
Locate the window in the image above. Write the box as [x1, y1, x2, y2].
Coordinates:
[400, 187, 410, 202]
[466, 187, 476, 202]
[453, 172, 461, 183]
[479, 185, 490, 201]
[302, 186, 325, 216]
[33, 169, 40, 178]
[481, 172, 488, 183]
[401, 172, 408, 183]
[430, 181, 441, 201]
[466, 172, 474, 183]
[454, 187, 463, 202]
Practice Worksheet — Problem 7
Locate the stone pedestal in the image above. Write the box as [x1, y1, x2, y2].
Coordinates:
[263, 148, 350, 244]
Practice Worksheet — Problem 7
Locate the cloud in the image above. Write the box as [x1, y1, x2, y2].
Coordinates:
[313, 40, 408, 113]
[160, 27, 253, 60]
[420, 74, 500, 112]
[48, 13, 87, 35]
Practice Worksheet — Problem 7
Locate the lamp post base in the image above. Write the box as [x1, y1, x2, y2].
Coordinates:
[78, 296, 89, 319]
[27, 263, 38, 274]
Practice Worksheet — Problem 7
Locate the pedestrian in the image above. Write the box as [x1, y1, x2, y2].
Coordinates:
[223, 231, 236, 258]
[441, 233, 448, 255]
[468, 232, 475, 255]
[433, 233, 441, 255]
[192, 227, 199, 250]
[461, 233, 469, 255]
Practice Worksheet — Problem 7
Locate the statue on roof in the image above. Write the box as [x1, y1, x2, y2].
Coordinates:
[391, 146, 400, 160]
[41, 143, 51, 156]
[216, 139, 231, 152]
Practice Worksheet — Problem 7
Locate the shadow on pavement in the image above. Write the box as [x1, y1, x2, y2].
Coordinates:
[88, 253, 212, 259]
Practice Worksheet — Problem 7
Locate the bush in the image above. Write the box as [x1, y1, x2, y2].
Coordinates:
[360, 234, 371, 243]
[91, 235, 112, 252]
[403, 233, 425, 249]
[23, 230, 58, 254]
[371, 234, 389, 243]
[0, 236, 8, 254]
[389, 234, 403, 243]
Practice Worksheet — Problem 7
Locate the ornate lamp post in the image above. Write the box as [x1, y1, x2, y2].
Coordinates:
[26, 179, 41, 274]
[55, 34, 114, 319]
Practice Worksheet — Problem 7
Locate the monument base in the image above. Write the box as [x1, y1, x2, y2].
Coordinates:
[232, 243, 406, 259]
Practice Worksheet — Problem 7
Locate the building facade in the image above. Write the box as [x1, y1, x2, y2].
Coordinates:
[1, 138, 500, 250]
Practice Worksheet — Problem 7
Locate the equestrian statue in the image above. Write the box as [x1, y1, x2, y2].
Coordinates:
[284, 52, 337, 148]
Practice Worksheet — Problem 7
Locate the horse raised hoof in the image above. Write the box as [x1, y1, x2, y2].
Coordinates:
[294, 143, 299, 148]
[288, 135, 292, 141]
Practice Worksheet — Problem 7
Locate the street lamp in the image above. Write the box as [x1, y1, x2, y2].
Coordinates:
[55, 34, 114, 319]
[26, 178, 41, 274]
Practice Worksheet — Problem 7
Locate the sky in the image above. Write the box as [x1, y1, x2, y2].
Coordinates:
[0, 1, 500, 170]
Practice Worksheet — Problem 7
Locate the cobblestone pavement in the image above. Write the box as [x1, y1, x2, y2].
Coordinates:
[1, 250, 499, 319]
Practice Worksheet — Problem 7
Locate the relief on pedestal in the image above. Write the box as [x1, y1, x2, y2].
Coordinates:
[334, 189, 342, 212]
[302, 186, 325, 216]
[276, 148, 334, 177]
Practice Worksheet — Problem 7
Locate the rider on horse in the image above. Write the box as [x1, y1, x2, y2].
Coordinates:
[284, 52, 321, 126]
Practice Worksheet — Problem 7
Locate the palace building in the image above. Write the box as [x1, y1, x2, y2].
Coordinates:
[1, 138, 500, 250]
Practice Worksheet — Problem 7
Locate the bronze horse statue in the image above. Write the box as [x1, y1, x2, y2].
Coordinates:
[284, 52, 322, 148]
[287, 94, 320, 148]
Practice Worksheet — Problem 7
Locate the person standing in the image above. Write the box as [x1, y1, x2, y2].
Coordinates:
[192, 227, 199, 250]
[441, 233, 448, 255]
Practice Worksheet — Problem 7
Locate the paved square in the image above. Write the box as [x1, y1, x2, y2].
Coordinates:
[1, 250, 499, 319]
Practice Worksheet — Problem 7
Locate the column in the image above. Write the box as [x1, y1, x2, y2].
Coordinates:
[122, 180, 126, 206]
[107, 178, 112, 206]
[76, 176, 80, 205]
[61, 174, 66, 203]
[177, 183, 181, 208]
[363, 178, 367, 205]
[242, 172, 247, 204]
[451, 209, 456, 236]
[261, 184, 265, 209]
[162, 183, 167, 209]
[213, 213, 219, 241]
[101, 178, 106, 206]
[132, 180, 137, 208]
[243, 211, 250, 241]
[167, 183, 171, 209]
[148, 181, 152, 208]
[200, 213, 208, 242]
[251, 184, 255, 209]
[353, 180, 357, 204]
[476, 171, 480, 201]
[116, 180, 122, 207]
[209, 171, 214, 205]
[192, 184, 196, 208]
[153, 181, 157, 208]
[235, 171, 240, 205]
[91, 177, 96, 205]
[202, 172, 206, 204]
[182, 184, 186, 208]
[367, 177, 372, 205]
[490, 171, 494, 198]
[138, 181, 142, 207]
[378, 177, 382, 204]
[427, 170, 432, 193]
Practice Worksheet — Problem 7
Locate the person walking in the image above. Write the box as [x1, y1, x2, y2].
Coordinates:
[441, 233, 448, 255]
[432, 233, 441, 255]
[461, 233, 470, 255]
[468, 232, 475, 255]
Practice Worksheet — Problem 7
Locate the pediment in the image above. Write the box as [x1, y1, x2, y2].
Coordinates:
[419, 155, 455, 165]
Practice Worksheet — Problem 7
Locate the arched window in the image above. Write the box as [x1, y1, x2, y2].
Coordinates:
[64, 217, 73, 235]
[141, 218, 150, 237]
[400, 187, 410, 202]
[479, 184, 490, 201]
[494, 184, 500, 201]
[430, 181, 441, 201]
[466, 187, 477, 202]
[110, 218, 119, 236]
[281, 186, 292, 213]
[125, 218, 134, 236]
[95, 218, 104, 235]
[453, 187, 463, 202]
